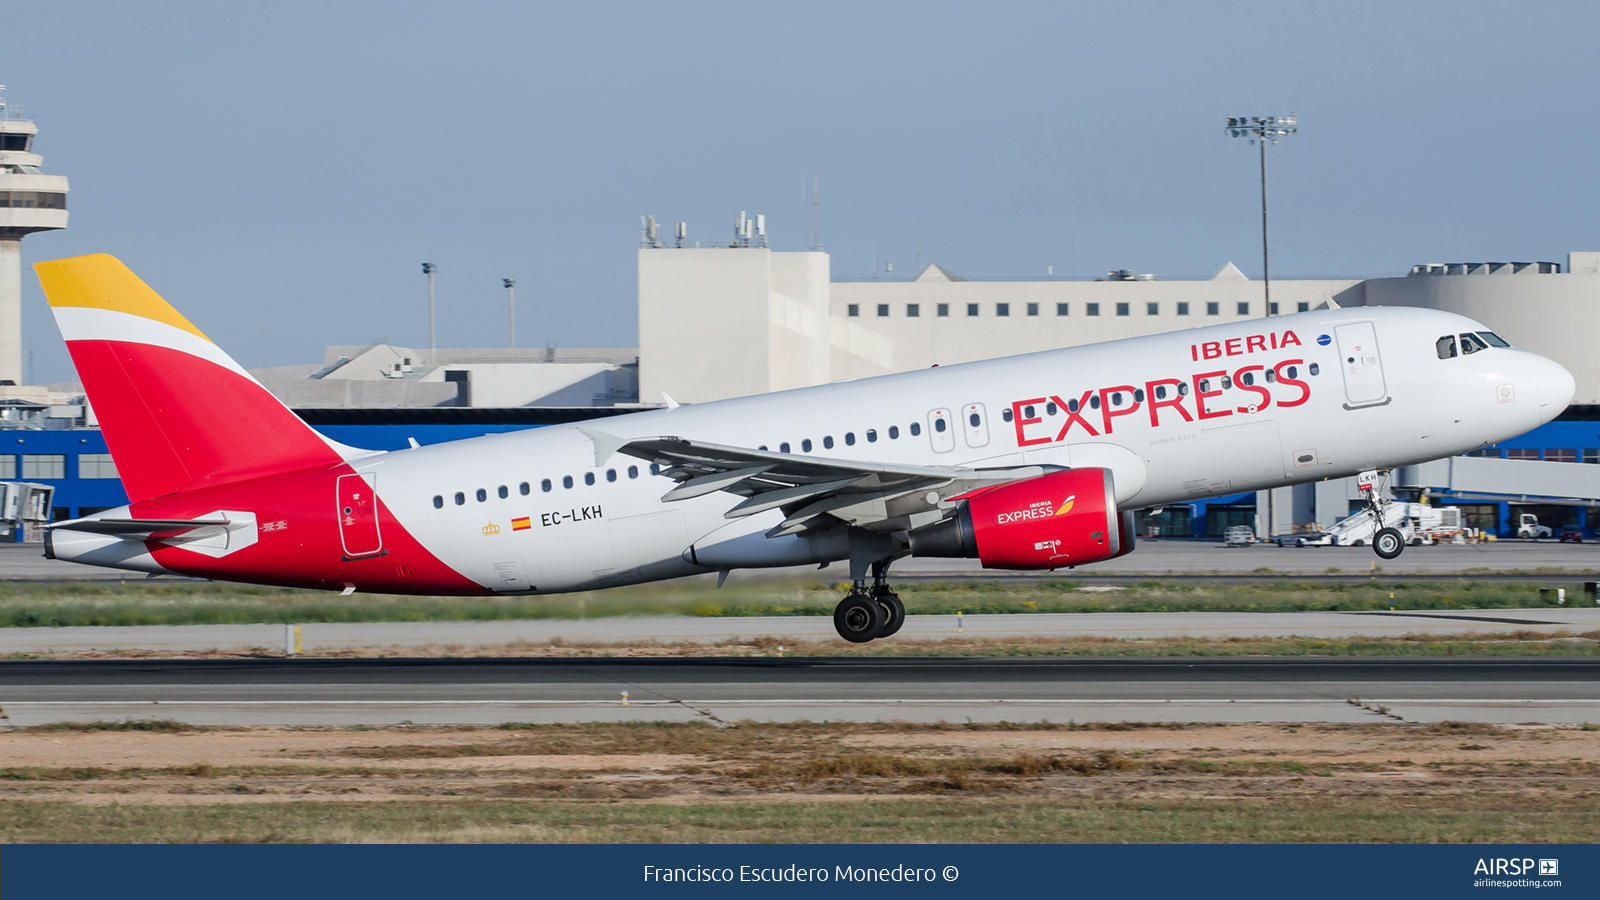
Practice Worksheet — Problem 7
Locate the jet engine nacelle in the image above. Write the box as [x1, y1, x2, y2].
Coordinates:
[908, 467, 1134, 569]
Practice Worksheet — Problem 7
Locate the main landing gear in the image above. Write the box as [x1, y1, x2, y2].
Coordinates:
[833, 560, 905, 643]
[1359, 468, 1405, 561]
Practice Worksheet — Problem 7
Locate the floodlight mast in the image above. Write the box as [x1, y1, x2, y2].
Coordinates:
[1224, 115, 1297, 319]
[503, 278, 516, 348]
[421, 262, 437, 360]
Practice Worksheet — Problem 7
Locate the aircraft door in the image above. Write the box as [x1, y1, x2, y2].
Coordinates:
[961, 403, 990, 449]
[1334, 322, 1389, 407]
[927, 408, 955, 453]
[336, 473, 384, 559]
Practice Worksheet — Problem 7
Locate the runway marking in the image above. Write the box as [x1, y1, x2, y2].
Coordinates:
[5, 698, 1594, 707]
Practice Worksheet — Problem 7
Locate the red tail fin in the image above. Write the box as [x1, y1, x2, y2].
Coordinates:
[35, 254, 364, 502]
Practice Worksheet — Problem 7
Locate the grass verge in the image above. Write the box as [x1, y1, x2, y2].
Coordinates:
[0, 578, 1591, 627]
[2, 797, 1596, 843]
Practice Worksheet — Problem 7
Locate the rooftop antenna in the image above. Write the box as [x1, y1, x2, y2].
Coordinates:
[755, 214, 766, 249]
[675, 221, 686, 248]
[421, 262, 437, 361]
[802, 175, 822, 251]
[734, 211, 745, 247]
[640, 215, 661, 249]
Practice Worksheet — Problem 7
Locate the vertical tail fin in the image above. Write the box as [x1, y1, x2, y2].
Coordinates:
[35, 254, 366, 502]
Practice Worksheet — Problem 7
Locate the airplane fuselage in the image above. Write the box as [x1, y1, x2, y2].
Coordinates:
[48, 305, 1572, 594]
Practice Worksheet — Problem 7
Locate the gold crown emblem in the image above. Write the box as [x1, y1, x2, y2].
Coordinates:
[482, 522, 501, 535]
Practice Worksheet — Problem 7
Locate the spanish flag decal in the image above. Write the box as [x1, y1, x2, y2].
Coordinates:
[512, 517, 531, 531]
[1055, 495, 1076, 516]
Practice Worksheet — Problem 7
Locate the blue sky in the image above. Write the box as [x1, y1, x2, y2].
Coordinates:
[7, 1, 1599, 383]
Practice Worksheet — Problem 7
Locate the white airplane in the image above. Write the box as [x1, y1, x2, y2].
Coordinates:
[37, 254, 1574, 642]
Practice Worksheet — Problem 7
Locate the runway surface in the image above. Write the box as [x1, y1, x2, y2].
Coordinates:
[3, 607, 1598, 655]
[2, 657, 1596, 727]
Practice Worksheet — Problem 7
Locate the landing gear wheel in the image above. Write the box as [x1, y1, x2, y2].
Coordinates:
[872, 588, 905, 638]
[1373, 527, 1405, 560]
[834, 590, 886, 643]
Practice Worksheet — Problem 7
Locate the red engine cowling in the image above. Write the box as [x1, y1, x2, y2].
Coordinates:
[908, 468, 1131, 569]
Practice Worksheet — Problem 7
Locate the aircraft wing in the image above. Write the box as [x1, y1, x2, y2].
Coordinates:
[582, 428, 1048, 537]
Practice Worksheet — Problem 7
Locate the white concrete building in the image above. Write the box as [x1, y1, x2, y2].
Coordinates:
[0, 89, 69, 392]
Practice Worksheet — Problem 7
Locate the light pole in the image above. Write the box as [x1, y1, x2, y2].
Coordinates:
[1224, 114, 1297, 318]
[421, 262, 436, 360]
[503, 278, 516, 349]
[1225, 114, 1296, 545]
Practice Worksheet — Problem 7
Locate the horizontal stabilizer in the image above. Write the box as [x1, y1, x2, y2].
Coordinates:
[47, 517, 231, 538]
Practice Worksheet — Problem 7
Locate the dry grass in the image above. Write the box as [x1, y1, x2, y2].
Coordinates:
[1, 720, 1598, 842]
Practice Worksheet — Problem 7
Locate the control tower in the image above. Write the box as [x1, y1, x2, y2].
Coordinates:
[0, 87, 69, 386]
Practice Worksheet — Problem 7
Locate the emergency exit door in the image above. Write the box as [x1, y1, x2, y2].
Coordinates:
[337, 473, 384, 559]
[1334, 322, 1389, 407]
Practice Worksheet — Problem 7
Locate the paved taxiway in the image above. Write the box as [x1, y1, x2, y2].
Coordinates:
[1, 657, 1595, 727]
[3, 607, 1597, 655]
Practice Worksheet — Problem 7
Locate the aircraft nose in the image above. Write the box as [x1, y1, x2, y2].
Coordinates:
[1529, 353, 1575, 425]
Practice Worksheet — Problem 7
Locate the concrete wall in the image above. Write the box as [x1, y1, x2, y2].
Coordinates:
[638, 248, 828, 404]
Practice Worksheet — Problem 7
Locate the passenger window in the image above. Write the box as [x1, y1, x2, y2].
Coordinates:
[650, 464, 660, 475]
[935, 418, 947, 433]
[1154, 385, 1166, 400]
[1199, 379, 1210, 392]
[432, 495, 443, 509]
[454, 492, 465, 505]
[802, 439, 813, 452]
[541, 479, 552, 492]
[1460, 333, 1488, 355]
[606, 469, 617, 482]
[1111, 392, 1123, 405]
[1002, 408, 1014, 421]
[562, 475, 574, 489]
[1308, 363, 1319, 376]
[1177, 382, 1188, 395]
[1068, 398, 1079, 413]
[1090, 395, 1101, 409]
[497, 485, 508, 499]
[1479, 331, 1511, 348]
[476, 488, 487, 502]
[1220, 377, 1232, 389]
[628, 465, 638, 478]
[1264, 369, 1276, 383]
[909, 422, 922, 436]
[823, 436, 834, 449]
[1240, 372, 1253, 386]
[1046, 402, 1057, 416]
[584, 472, 596, 485]
[1133, 388, 1145, 402]
[519, 482, 530, 495]
[780, 442, 791, 453]
[867, 429, 878, 442]
[889, 426, 899, 439]
[1024, 405, 1035, 418]
[1436, 335, 1457, 359]
[968, 412, 980, 427]
[845, 432, 855, 445]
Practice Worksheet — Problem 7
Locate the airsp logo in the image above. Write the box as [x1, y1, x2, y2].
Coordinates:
[1540, 860, 1559, 876]
[1473, 858, 1552, 876]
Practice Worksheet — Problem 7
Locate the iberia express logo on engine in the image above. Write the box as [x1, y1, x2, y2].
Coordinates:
[997, 494, 1075, 525]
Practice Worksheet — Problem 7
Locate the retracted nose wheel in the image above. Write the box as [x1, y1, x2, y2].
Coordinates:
[872, 587, 906, 638]
[834, 590, 886, 643]
[1373, 527, 1405, 560]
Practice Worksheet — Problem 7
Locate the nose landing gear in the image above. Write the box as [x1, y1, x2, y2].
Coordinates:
[833, 559, 906, 642]
[1359, 468, 1405, 560]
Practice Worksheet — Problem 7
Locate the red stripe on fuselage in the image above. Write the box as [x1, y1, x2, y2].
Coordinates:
[65, 339, 345, 501]
[129, 464, 487, 596]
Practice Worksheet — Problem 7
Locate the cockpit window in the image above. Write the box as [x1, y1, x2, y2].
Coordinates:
[1435, 335, 1457, 359]
[1478, 331, 1511, 348]
[1460, 333, 1488, 355]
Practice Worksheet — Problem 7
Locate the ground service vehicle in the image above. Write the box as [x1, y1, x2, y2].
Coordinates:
[36, 255, 1575, 641]
[1518, 514, 1554, 539]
